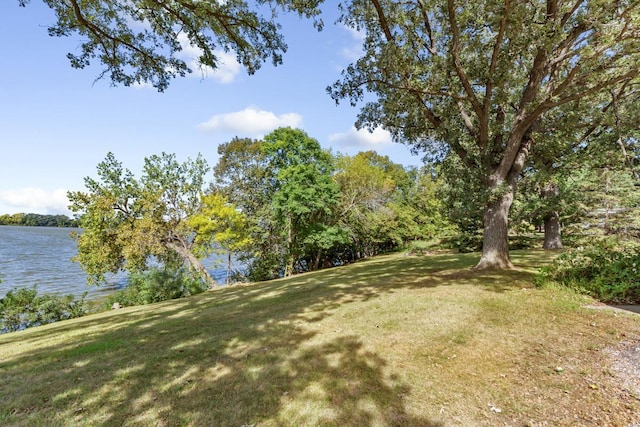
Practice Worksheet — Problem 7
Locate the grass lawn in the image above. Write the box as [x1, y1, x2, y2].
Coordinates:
[1, 250, 639, 426]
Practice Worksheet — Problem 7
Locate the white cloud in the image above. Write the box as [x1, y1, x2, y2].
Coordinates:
[328, 126, 393, 148]
[340, 25, 365, 61]
[344, 25, 365, 41]
[132, 81, 154, 90]
[176, 33, 241, 84]
[0, 188, 71, 216]
[197, 106, 303, 135]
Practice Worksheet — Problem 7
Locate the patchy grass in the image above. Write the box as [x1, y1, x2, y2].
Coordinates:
[1, 250, 639, 426]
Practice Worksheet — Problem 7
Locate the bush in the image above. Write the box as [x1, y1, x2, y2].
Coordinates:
[537, 238, 640, 303]
[441, 231, 483, 253]
[407, 240, 432, 255]
[0, 287, 87, 333]
[105, 267, 208, 308]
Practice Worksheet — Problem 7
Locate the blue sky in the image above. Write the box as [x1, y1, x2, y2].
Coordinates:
[0, 2, 424, 216]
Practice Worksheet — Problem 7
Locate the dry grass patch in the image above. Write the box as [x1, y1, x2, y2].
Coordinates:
[1, 250, 639, 426]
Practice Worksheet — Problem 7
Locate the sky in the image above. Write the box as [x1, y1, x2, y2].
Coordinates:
[0, 2, 424, 216]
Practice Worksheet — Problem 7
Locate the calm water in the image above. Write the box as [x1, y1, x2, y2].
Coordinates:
[0, 225, 230, 300]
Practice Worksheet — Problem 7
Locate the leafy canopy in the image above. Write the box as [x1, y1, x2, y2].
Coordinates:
[329, 0, 640, 268]
[68, 152, 217, 286]
[19, 0, 323, 91]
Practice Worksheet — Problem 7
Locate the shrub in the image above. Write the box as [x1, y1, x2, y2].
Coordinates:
[0, 287, 87, 333]
[441, 231, 483, 253]
[537, 238, 640, 303]
[407, 240, 432, 255]
[105, 267, 208, 308]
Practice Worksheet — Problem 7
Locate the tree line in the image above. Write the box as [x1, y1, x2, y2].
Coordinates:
[69, 124, 639, 289]
[67, 128, 451, 286]
[0, 213, 78, 227]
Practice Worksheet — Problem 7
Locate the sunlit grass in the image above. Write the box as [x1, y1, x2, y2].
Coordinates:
[1, 249, 639, 426]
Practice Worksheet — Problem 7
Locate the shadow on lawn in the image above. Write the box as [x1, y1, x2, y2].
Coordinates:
[0, 250, 547, 426]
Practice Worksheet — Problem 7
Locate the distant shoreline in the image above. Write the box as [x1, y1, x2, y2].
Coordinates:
[0, 213, 78, 228]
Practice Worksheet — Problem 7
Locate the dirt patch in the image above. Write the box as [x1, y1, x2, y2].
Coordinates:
[605, 336, 640, 400]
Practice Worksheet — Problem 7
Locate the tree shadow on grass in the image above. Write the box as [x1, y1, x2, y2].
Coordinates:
[0, 250, 550, 425]
[0, 253, 461, 426]
[1, 321, 442, 426]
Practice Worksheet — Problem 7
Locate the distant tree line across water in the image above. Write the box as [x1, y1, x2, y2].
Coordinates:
[0, 213, 78, 228]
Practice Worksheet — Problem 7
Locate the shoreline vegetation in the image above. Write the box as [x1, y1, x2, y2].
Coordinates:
[0, 213, 78, 228]
[1, 249, 639, 426]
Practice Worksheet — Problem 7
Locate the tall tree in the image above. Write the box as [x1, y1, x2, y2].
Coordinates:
[18, 0, 322, 91]
[214, 137, 284, 280]
[329, 0, 640, 268]
[214, 129, 344, 279]
[68, 152, 218, 287]
[262, 127, 341, 276]
[213, 137, 270, 218]
[334, 151, 410, 258]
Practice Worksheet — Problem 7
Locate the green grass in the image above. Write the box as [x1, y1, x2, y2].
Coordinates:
[1, 250, 639, 426]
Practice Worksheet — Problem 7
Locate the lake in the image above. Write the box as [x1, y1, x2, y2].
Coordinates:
[0, 225, 231, 300]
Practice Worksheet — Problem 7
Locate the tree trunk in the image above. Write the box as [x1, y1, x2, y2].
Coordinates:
[541, 182, 563, 250]
[475, 179, 516, 270]
[167, 242, 217, 288]
[543, 211, 563, 250]
[313, 248, 322, 271]
[284, 215, 295, 277]
[474, 130, 533, 270]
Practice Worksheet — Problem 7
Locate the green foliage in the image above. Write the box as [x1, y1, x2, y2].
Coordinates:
[405, 166, 455, 239]
[213, 137, 270, 216]
[189, 193, 252, 256]
[22, 0, 322, 91]
[213, 132, 455, 278]
[189, 193, 253, 284]
[333, 152, 453, 258]
[0, 287, 87, 333]
[442, 231, 484, 254]
[262, 128, 343, 276]
[436, 155, 486, 252]
[537, 239, 640, 303]
[214, 128, 347, 280]
[571, 167, 640, 238]
[68, 152, 218, 287]
[512, 85, 640, 246]
[330, 0, 640, 267]
[105, 267, 207, 308]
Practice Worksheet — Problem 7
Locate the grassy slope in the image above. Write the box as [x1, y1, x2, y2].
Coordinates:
[1, 250, 639, 427]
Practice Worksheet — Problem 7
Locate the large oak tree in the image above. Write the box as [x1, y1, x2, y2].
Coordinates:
[329, 0, 640, 268]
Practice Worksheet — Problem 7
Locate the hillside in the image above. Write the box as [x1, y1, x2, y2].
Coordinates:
[1, 250, 639, 426]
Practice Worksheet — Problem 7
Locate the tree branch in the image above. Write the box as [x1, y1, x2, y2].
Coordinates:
[371, 0, 394, 42]
[68, 0, 163, 75]
[446, 0, 484, 120]
[483, 0, 509, 147]
[416, 0, 437, 55]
